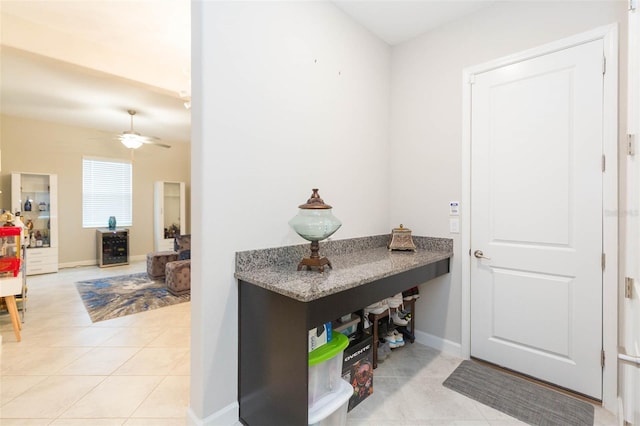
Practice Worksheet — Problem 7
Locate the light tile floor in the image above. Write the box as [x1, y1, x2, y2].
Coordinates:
[347, 342, 618, 426]
[0, 261, 190, 425]
[0, 262, 619, 426]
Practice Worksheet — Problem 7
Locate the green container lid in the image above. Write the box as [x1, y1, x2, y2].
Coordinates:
[308, 331, 349, 366]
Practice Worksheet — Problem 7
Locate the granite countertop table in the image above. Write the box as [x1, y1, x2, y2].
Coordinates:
[235, 234, 453, 302]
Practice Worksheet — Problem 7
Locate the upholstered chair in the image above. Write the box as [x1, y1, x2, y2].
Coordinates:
[146, 251, 178, 280]
[165, 234, 191, 296]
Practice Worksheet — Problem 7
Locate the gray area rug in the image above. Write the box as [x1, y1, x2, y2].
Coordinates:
[76, 272, 190, 322]
[443, 360, 594, 426]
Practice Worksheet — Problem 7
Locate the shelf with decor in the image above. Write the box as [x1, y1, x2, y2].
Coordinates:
[11, 172, 58, 275]
[236, 235, 452, 425]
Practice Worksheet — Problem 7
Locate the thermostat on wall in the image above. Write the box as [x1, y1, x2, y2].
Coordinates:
[449, 201, 460, 216]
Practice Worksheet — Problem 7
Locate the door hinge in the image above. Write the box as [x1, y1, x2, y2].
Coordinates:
[601, 349, 606, 368]
[625, 277, 634, 299]
[601, 253, 606, 270]
[602, 155, 606, 172]
[469, 74, 475, 85]
[629, 134, 636, 156]
[631, 0, 637, 11]
[602, 56, 606, 75]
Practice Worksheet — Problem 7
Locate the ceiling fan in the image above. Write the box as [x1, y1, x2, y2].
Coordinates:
[117, 109, 171, 149]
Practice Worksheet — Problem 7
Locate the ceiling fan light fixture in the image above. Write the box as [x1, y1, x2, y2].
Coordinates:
[121, 133, 144, 149]
[114, 109, 170, 149]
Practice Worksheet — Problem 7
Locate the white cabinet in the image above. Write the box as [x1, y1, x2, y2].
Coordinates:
[11, 172, 58, 275]
[154, 181, 186, 252]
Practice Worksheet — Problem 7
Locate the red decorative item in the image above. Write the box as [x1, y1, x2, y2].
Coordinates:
[0, 227, 21, 237]
[0, 258, 21, 277]
[0, 226, 22, 276]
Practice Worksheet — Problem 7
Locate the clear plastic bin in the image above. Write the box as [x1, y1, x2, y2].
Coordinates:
[308, 331, 349, 406]
[308, 379, 353, 426]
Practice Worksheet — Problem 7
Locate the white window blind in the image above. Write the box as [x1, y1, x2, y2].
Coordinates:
[82, 157, 133, 228]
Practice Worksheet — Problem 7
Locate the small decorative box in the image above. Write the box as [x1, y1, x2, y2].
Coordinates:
[388, 224, 417, 252]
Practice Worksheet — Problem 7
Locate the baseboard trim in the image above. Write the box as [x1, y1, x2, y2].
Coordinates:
[59, 255, 146, 270]
[414, 329, 462, 358]
[186, 402, 239, 426]
[59, 260, 99, 269]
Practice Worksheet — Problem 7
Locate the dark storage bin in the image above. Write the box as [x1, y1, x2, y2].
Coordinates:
[341, 333, 373, 411]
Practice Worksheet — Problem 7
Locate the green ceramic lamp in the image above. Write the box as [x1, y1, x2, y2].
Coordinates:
[289, 189, 341, 272]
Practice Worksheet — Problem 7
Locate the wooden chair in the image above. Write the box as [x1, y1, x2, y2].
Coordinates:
[0, 274, 23, 342]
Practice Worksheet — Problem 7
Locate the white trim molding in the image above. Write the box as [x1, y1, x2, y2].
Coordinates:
[461, 24, 619, 413]
[58, 255, 146, 270]
[187, 402, 239, 426]
[414, 329, 463, 358]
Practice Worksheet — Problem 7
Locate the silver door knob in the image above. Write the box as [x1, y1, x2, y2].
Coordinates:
[474, 250, 491, 260]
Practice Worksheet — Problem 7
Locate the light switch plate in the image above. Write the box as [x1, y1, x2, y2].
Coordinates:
[449, 218, 460, 233]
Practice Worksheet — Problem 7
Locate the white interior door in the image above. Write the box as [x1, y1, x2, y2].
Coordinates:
[470, 39, 604, 399]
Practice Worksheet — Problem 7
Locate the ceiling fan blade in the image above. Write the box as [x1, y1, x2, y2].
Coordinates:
[140, 139, 171, 149]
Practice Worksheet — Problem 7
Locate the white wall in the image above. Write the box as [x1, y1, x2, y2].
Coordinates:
[191, 1, 390, 423]
[191, 1, 630, 423]
[0, 114, 191, 265]
[389, 1, 627, 351]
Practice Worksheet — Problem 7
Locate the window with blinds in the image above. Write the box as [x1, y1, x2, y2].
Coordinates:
[82, 157, 133, 228]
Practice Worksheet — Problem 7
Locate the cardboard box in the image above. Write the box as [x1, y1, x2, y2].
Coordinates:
[308, 322, 332, 352]
[341, 333, 373, 411]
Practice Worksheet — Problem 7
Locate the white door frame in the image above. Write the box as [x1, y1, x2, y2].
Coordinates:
[461, 24, 618, 412]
